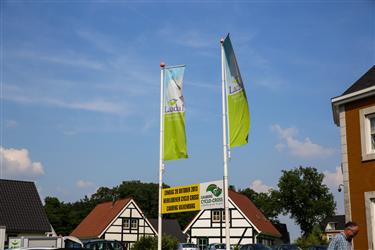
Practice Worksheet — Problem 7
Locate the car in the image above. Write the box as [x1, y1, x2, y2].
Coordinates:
[240, 244, 272, 250]
[272, 244, 302, 250]
[305, 246, 327, 250]
[83, 240, 125, 250]
[207, 243, 234, 250]
[176, 243, 199, 250]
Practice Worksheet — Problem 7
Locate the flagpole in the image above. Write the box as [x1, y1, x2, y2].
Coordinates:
[221, 38, 231, 250]
[158, 62, 165, 250]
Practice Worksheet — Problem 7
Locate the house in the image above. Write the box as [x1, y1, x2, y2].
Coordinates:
[149, 219, 186, 243]
[0, 179, 54, 246]
[331, 65, 375, 250]
[70, 198, 157, 249]
[183, 190, 281, 249]
[321, 215, 345, 242]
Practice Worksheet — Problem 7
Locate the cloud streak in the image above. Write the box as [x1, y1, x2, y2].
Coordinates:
[271, 124, 335, 158]
[3, 84, 131, 116]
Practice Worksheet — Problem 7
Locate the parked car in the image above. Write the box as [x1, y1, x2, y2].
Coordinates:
[207, 243, 234, 250]
[83, 240, 125, 250]
[240, 244, 272, 250]
[176, 243, 199, 250]
[305, 246, 327, 250]
[272, 244, 302, 250]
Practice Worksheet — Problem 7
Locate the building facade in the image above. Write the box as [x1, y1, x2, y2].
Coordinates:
[71, 198, 157, 249]
[331, 65, 375, 250]
[183, 190, 281, 249]
[0, 179, 54, 247]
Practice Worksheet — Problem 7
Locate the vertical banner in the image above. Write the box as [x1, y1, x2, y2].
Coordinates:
[223, 34, 250, 148]
[163, 66, 188, 160]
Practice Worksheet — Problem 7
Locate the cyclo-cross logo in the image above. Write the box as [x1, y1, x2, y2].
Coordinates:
[206, 184, 222, 197]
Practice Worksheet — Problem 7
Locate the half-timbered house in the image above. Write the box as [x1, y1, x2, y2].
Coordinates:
[183, 190, 281, 249]
[70, 198, 157, 249]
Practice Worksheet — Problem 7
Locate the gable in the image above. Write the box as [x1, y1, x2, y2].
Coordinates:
[0, 179, 51, 233]
[70, 198, 132, 238]
[183, 190, 280, 238]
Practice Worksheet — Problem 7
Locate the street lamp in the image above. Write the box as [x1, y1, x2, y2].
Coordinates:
[338, 184, 344, 192]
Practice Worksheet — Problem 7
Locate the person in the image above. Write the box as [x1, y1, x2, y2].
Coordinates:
[327, 221, 359, 250]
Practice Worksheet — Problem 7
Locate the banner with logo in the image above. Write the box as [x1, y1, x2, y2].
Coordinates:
[223, 34, 250, 148]
[162, 180, 224, 214]
[163, 66, 188, 161]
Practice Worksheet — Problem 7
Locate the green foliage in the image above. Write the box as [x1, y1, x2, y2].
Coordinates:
[131, 235, 178, 250]
[295, 224, 328, 249]
[131, 236, 157, 250]
[239, 188, 281, 223]
[275, 166, 336, 236]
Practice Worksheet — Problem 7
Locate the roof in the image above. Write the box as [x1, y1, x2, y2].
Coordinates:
[331, 65, 375, 125]
[342, 66, 375, 95]
[70, 198, 131, 238]
[321, 215, 345, 231]
[0, 179, 51, 233]
[149, 219, 186, 242]
[229, 190, 281, 237]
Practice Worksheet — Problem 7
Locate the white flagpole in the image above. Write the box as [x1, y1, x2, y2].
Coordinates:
[158, 62, 166, 250]
[220, 38, 231, 250]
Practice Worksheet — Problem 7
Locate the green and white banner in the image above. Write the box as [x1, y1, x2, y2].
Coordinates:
[163, 66, 188, 161]
[223, 34, 250, 148]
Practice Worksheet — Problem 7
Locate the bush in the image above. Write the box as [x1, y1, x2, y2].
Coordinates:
[131, 235, 178, 250]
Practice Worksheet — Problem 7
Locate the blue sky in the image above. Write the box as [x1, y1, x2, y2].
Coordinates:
[1, 0, 374, 241]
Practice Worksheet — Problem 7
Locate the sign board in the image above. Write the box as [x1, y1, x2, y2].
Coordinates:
[8, 238, 21, 249]
[162, 180, 224, 214]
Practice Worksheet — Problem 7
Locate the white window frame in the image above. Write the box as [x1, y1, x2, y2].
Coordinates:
[359, 106, 375, 161]
[212, 210, 221, 222]
[365, 192, 375, 250]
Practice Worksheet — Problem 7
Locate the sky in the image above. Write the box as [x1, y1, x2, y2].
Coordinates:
[1, 0, 374, 242]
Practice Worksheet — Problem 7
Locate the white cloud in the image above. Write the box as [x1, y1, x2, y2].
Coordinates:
[250, 180, 273, 193]
[323, 166, 343, 190]
[76, 180, 94, 189]
[271, 124, 335, 158]
[0, 146, 44, 177]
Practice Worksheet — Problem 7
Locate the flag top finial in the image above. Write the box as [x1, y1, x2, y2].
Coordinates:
[160, 62, 166, 68]
[220, 38, 224, 44]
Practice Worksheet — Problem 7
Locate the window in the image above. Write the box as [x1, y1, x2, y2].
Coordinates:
[360, 106, 375, 161]
[131, 219, 138, 229]
[197, 238, 208, 250]
[211, 209, 229, 223]
[370, 116, 375, 151]
[221, 210, 226, 222]
[123, 218, 130, 229]
[212, 210, 221, 222]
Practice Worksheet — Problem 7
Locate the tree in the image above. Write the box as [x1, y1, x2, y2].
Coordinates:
[295, 224, 328, 248]
[275, 166, 336, 236]
[239, 188, 281, 222]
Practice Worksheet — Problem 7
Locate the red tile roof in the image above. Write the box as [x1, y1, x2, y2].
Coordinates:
[229, 190, 281, 237]
[70, 198, 131, 239]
